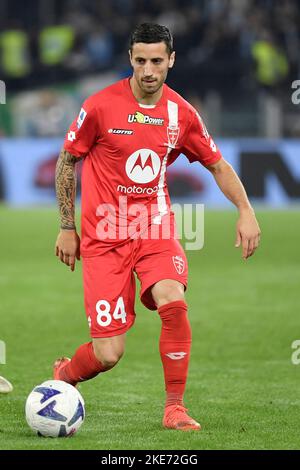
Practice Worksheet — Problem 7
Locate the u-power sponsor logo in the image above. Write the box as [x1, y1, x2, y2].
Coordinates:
[128, 111, 164, 126]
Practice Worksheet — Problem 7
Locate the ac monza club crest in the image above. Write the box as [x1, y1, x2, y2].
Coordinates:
[172, 255, 185, 275]
[125, 149, 161, 184]
[167, 126, 180, 147]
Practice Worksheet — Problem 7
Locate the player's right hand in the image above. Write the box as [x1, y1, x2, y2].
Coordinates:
[55, 229, 81, 272]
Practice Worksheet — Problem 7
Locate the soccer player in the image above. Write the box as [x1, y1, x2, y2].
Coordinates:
[54, 23, 261, 431]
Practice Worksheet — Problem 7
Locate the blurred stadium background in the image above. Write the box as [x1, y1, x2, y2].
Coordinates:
[0, 0, 300, 451]
[0, 0, 299, 206]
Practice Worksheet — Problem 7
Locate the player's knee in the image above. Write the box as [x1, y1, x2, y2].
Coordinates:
[95, 351, 123, 370]
[93, 344, 124, 370]
[154, 283, 185, 309]
[100, 355, 121, 370]
[92, 335, 125, 370]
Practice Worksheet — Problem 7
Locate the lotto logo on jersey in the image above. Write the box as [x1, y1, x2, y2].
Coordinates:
[108, 128, 133, 135]
[128, 111, 164, 126]
[125, 149, 161, 184]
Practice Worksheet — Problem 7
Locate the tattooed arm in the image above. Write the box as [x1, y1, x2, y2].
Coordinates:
[55, 148, 80, 229]
[55, 148, 82, 271]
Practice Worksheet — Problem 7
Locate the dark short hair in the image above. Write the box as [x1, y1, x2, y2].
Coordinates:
[129, 23, 173, 56]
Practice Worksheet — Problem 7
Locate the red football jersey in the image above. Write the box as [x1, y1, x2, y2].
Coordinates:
[63, 77, 222, 256]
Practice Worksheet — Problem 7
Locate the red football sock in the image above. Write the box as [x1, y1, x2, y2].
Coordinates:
[158, 300, 192, 408]
[59, 342, 111, 385]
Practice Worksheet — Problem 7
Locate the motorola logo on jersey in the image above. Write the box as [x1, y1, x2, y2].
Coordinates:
[125, 149, 161, 184]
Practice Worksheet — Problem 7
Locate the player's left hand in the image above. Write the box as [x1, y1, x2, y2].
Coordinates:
[235, 207, 261, 260]
[55, 229, 81, 271]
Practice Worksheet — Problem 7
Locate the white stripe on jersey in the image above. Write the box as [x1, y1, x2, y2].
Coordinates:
[154, 100, 179, 225]
[167, 100, 178, 129]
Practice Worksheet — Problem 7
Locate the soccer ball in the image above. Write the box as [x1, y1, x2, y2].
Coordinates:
[25, 380, 85, 437]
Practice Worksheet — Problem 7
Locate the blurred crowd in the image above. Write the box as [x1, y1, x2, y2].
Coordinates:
[0, 0, 299, 97]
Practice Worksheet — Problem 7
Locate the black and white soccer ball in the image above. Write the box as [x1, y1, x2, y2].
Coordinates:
[25, 380, 85, 437]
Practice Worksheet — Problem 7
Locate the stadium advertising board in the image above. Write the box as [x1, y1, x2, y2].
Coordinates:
[0, 138, 299, 207]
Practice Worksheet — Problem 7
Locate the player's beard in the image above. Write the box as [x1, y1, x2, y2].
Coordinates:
[139, 76, 165, 95]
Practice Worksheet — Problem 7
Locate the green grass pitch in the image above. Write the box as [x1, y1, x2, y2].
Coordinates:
[0, 206, 299, 450]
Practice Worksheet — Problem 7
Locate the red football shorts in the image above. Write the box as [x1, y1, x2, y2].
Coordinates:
[82, 237, 188, 338]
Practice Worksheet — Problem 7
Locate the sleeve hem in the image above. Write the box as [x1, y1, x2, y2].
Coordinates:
[203, 152, 223, 167]
[63, 144, 87, 159]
